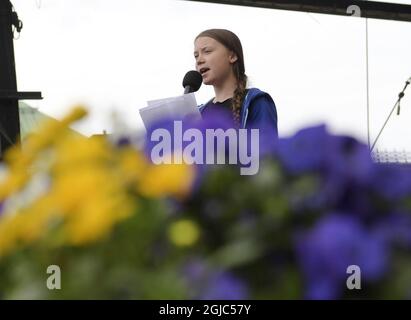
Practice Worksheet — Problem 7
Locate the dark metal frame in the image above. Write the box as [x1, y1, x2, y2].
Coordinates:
[185, 0, 411, 22]
[0, 0, 42, 158]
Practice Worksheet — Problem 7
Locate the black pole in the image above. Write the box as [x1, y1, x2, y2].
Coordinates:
[0, 0, 20, 157]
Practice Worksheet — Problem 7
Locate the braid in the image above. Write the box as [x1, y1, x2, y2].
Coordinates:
[231, 74, 247, 127]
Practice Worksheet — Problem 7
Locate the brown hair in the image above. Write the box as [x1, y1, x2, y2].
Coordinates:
[195, 29, 247, 126]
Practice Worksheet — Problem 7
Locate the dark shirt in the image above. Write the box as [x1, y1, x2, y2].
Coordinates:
[201, 89, 250, 125]
[201, 97, 234, 122]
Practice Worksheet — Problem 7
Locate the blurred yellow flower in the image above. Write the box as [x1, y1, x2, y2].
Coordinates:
[59, 105, 88, 125]
[52, 136, 112, 174]
[168, 219, 200, 247]
[117, 148, 148, 185]
[63, 194, 134, 245]
[4, 105, 88, 169]
[138, 162, 195, 199]
[0, 196, 56, 257]
[0, 104, 201, 258]
[0, 170, 30, 201]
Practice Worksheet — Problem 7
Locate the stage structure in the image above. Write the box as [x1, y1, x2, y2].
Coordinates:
[186, 0, 411, 22]
[0, 0, 42, 158]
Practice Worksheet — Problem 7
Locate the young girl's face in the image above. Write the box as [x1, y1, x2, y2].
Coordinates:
[194, 36, 237, 86]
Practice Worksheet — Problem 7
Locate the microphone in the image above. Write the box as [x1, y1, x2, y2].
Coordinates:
[182, 70, 202, 94]
[407, 76, 411, 85]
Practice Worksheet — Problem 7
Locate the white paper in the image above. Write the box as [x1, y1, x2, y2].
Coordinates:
[139, 93, 201, 129]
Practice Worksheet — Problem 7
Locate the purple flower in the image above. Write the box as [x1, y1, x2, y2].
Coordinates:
[321, 136, 375, 210]
[277, 126, 378, 214]
[143, 116, 178, 162]
[199, 271, 249, 300]
[295, 213, 389, 299]
[116, 136, 132, 147]
[143, 107, 277, 174]
[183, 258, 249, 300]
[374, 212, 411, 248]
[325, 136, 374, 183]
[277, 125, 330, 175]
[371, 164, 411, 201]
[199, 106, 236, 129]
[143, 109, 235, 163]
[277, 125, 374, 182]
[183, 258, 208, 283]
[305, 278, 339, 300]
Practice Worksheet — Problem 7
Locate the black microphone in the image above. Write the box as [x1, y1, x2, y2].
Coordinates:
[182, 70, 202, 94]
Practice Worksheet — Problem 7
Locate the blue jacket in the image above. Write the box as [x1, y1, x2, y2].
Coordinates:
[198, 87, 278, 139]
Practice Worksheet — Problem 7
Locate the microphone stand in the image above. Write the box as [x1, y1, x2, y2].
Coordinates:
[370, 79, 410, 153]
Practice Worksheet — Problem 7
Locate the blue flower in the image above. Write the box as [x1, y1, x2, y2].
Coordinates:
[276, 125, 330, 175]
[183, 259, 249, 300]
[295, 213, 389, 299]
[321, 136, 375, 210]
[325, 136, 374, 188]
[143, 116, 178, 161]
[199, 271, 249, 300]
[116, 136, 132, 147]
[371, 164, 411, 201]
[277, 125, 374, 181]
[278, 126, 377, 214]
[374, 212, 411, 248]
[143, 109, 235, 163]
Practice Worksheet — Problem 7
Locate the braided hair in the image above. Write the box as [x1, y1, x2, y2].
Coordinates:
[195, 29, 248, 126]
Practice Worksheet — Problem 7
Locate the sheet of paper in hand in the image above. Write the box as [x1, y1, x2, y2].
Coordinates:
[139, 93, 201, 129]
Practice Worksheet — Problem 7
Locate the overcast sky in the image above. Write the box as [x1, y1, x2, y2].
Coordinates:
[10, 0, 411, 152]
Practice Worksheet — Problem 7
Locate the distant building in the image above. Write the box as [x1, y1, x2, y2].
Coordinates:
[19, 102, 82, 141]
